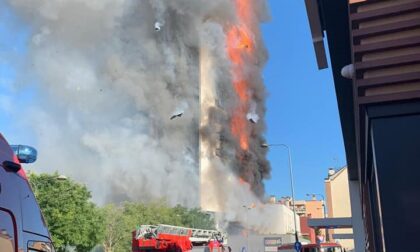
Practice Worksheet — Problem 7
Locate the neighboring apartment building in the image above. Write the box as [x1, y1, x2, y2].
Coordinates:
[277, 196, 325, 241]
[294, 200, 307, 217]
[299, 198, 326, 242]
[279, 197, 324, 219]
[305, 199, 324, 219]
[325, 167, 354, 251]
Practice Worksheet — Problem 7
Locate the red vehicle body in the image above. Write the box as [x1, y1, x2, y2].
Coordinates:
[0, 133, 54, 252]
[278, 242, 343, 252]
[132, 225, 193, 252]
[132, 225, 230, 252]
[206, 240, 226, 252]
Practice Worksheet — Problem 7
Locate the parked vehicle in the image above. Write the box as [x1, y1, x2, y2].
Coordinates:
[0, 134, 54, 252]
[278, 242, 343, 252]
[132, 224, 230, 252]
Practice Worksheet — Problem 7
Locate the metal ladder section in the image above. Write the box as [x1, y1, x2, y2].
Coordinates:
[135, 224, 227, 244]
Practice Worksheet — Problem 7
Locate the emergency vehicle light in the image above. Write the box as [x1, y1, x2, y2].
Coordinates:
[10, 145, 37, 164]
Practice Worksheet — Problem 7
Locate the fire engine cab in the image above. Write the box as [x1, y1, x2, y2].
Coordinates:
[0, 133, 54, 252]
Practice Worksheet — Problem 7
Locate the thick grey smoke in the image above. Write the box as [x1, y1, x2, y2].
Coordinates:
[6, 0, 271, 214]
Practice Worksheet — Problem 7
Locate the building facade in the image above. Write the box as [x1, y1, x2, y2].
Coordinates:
[305, 0, 420, 251]
[325, 167, 354, 250]
[267, 196, 302, 235]
[299, 199, 325, 242]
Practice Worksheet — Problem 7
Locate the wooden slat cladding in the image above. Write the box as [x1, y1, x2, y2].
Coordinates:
[350, 0, 420, 103]
[355, 53, 420, 71]
[353, 36, 420, 54]
[351, 2, 420, 24]
[357, 72, 420, 87]
[353, 19, 420, 40]
[353, 0, 419, 13]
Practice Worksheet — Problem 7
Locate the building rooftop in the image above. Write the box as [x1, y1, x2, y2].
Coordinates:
[326, 166, 347, 181]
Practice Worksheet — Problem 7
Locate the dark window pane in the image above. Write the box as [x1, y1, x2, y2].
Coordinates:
[0, 210, 15, 252]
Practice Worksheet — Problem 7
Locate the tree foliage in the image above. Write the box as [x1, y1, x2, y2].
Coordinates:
[29, 172, 215, 252]
[100, 204, 128, 252]
[29, 172, 104, 252]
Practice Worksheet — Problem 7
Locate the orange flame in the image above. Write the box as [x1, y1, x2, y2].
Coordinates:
[236, 0, 254, 23]
[233, 80, 249, 102]
[227, 26, 254, 64]
[231, 108, 249, 150]
[226, 0, 255, 151]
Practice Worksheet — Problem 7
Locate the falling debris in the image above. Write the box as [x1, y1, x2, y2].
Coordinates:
[246, 102, 260, 124]
[246, 113, 259, 124]
[154, 22, 162, 32]
[170, 112, 184, 120]
[248, 118, 256, 124]
[171, 101, 188, 120]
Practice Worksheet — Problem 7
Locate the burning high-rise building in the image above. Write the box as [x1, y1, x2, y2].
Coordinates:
[199, 0, 270, 213]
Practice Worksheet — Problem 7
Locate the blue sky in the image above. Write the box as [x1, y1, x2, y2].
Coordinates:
[0, 0, 346, 202]
[262, 0, 346, 200]
[0, 2, 31, 140]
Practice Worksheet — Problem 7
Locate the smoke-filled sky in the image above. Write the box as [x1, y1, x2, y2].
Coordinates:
[1, 0, 273, 212]
[0, 0, 345, 207]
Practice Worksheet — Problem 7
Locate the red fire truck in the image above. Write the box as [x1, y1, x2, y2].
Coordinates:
[132, 224, 192, 252]
[132, 224, 229, 252]
[278, 242, 343, 252]
[0, 134, 55, 251]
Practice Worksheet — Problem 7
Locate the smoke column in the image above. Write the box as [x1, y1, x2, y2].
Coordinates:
[6, 0, 276, 231]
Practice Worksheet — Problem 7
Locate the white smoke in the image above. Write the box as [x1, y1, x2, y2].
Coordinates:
[5, 0, 273, 231]
[6, 0, 214, 206]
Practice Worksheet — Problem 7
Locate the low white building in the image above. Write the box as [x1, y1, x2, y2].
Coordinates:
[263, 203, 300, 235]
[226, 203, 302, 251]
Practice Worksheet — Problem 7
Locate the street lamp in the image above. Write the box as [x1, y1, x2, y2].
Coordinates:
[57, 175, 68, 181]
[261, 143, 299, 243]
[306, 193, 329, 241]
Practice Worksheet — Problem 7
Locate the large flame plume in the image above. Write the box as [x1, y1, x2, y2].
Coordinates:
[227, 0, 255, 152]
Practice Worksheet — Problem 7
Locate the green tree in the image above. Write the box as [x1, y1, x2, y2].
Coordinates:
[100, 204, 127, 252]
[29, 172, 104, 252]
[184, 208, 215, 230]
[28, 173, 216, 252]
[172, 205, 215, 229]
